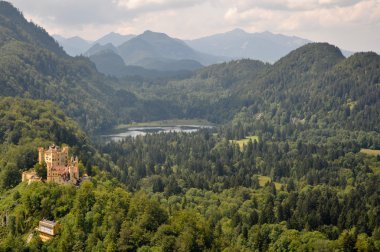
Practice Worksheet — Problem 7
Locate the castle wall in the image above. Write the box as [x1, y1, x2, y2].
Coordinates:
[40, 145, 79, 184]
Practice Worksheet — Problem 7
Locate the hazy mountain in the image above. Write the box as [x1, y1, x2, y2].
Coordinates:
[54, 32, 134, 56]
[89, 50, 127, 77]
[134, 42, 378, 130]
[186, 28, 312, 63]
[115, 30, 222, 70]
[85, 30, 221, 72]
[53, 35, 92, 56]
[89, 50, 196, 78]
[94, 32, 135, 46]
[84, 43, 118, 57]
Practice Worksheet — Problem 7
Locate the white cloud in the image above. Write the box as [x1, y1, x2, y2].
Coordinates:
[223, 0, 380, 31]
[116, 0, 203, 10]
[6, 0, 380, 52]
[222, 0, 364, 11]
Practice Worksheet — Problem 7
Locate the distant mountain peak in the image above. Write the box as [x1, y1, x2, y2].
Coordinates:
[107, 32, 119, 35]
[187, 29, 312, 63]
[67, 36, 90, 42]
[140, 30, 170, 40]
[234, 28, 245, 32]
[229, 28, 247, 34]
[259, 30, 274, 36]
[94, 32, 134, 47]
[84, 42, 118, 57]
[142, 30, 153, 34]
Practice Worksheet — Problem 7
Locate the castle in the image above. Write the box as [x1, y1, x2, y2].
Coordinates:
[38, 144, 79, 184]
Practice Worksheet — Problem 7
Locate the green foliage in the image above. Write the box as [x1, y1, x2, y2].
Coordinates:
[0, 4, 379, 251]
[0, 97, 87, 189]
[34, 162, 46, 179]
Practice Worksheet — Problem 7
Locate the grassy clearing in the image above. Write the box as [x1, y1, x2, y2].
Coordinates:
[258, 175, 282, 190]
[347, 100, 357, 110]
[359, 149, 380, 174]
[360, 148, 380, 156]
[231, 136, 259, 150]
[370, 166, 380, 175]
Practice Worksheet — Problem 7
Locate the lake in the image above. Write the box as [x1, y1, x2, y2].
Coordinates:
[101, 125, 213, 142]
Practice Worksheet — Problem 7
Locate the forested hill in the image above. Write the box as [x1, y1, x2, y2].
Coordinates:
[0, 2, 65, 56]
[233, 44, 380, 134]
[1, 1, 377, 135]
[0, 97, 89, 189]
[0, 1, 139, 132]
[130, 43, 379, 133]
[1, 2, 380, 251]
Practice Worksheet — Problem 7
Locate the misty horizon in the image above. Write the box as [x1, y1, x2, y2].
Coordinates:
[6, 0, 380, 53]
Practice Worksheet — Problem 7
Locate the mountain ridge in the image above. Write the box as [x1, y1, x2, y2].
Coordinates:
[84, 30, 223, 74]
[0, 1, 65, 56]
[186, 28, 312, 63]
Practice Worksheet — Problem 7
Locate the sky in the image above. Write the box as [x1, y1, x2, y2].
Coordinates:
[7, 0, 380, 52]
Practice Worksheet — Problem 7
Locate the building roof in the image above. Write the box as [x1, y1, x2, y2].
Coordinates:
[39, 219, 58, 227]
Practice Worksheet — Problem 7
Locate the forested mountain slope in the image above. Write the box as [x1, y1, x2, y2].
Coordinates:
[124, 43, 379, 133]
[4, 0, 374, 134]
[0, 2, 138, 132]
[231, 44, 380, 136]
[0, 2, 65, 56]
[0, 97, 88, 189]
[0, 1, 380, 251]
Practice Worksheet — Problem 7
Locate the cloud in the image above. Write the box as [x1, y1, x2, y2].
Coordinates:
[115, 0, 203, 11]
[9, 0, 204, 27]
[9, 0, 126, 26]
[6, 0, 380, 52]
[223, 0, 380, 32]
[222, 0, 365, 12]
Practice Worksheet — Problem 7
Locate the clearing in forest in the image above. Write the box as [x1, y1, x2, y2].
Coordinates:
[360, 148, 380, 156]
[231, 136, 259, 150]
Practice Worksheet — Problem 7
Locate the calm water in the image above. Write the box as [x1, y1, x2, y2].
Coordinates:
[102, 125, 213, 142]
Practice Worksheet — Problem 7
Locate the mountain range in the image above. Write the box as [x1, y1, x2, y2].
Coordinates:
[55, 29, 355, 77]
[53, 32, 135, 56]
[1, 0, 377, 132]
[84, 30, 223, 75]
[55, 29, 316, 63]
[1, 2, 380, 251]
[186, 28, 311, 63]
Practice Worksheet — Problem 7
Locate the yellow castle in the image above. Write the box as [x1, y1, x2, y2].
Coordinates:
[38, 144, 79, 184]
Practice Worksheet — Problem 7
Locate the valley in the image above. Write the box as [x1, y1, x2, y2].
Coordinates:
[0, 1, 379, 251]
[101, 124, 213, 141]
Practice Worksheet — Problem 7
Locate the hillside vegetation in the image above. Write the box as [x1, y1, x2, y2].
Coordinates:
[121, 43, 379, 134]
[0, 2, 153, 132]
[0, 1, 379, 251]
[0, 97, 88, 189]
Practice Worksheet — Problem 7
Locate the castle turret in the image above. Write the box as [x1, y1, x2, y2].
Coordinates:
[38, 147, 45, 165]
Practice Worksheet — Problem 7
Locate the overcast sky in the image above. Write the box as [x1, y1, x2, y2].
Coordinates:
[7, 0, 380, 52]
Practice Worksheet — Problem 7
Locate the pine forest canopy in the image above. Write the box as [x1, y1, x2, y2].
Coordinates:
[0, 1, 379, 251]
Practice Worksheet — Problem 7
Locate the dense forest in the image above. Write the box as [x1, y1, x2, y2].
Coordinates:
[2, 130, 380, 251]
[0, 1, 380, 251]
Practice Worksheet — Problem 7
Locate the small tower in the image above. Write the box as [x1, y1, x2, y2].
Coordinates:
[38, 147, 45, 165]
[68, 157, 79, 183]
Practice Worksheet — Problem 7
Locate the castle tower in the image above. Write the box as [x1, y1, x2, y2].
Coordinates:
[62, 147, 69, 166]
[68, 157, 79, 183]
[38, 147, 45, 165]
